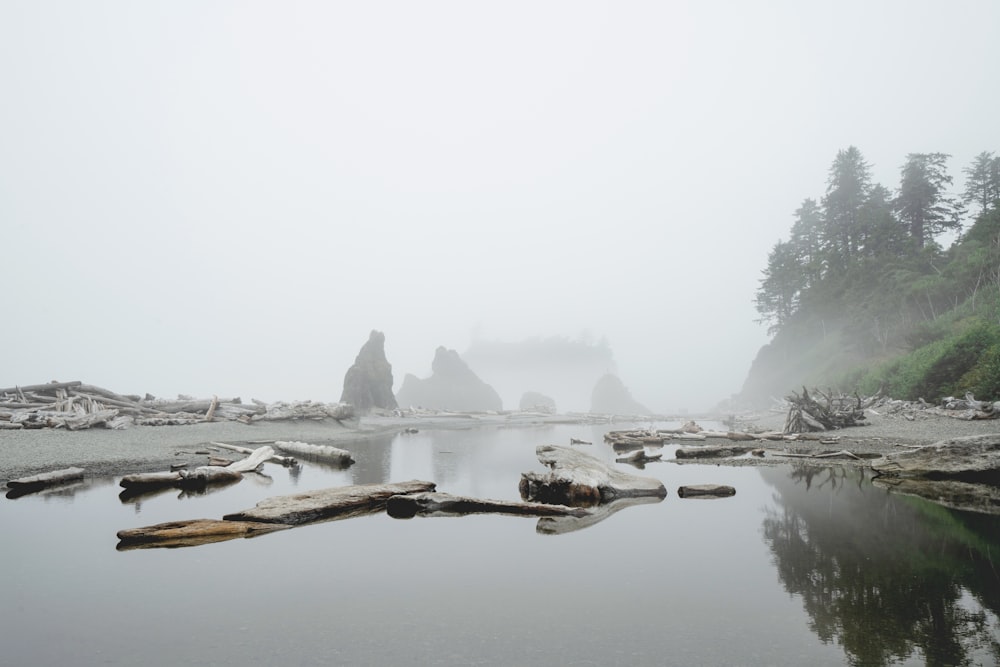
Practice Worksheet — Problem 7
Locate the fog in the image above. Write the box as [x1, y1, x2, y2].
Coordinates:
[3, 2, 998, 413]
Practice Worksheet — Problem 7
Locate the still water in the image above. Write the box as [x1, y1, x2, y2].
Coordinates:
[2, 421, 999, 666]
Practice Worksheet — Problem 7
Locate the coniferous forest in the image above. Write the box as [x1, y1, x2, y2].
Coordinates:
[740, 148, 1000, 407]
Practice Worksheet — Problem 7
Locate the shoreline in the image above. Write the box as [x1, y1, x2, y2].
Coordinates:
[3, 409, 1000, 483]
[0, 412, 595, 482]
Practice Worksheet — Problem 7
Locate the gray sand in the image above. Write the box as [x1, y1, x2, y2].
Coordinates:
[3, 410, 1000, 482]
[0, 413, 581, 481]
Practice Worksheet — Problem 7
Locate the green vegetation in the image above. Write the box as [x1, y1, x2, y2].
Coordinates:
[743, 148, 1000, 405]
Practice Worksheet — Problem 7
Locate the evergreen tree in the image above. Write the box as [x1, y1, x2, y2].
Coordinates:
[895, 153, 962, 250]
[755, 240, 804, 334]
[788, 198, 825, 286]
[821, 147, 872, 270]
[962, 151, 1000, 217]
[859, 184, 908, 260]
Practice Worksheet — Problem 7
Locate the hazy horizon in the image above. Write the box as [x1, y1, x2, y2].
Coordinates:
[4, 1, 998, 413]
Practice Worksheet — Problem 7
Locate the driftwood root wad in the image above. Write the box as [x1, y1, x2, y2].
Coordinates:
[519, 445, 666, 506]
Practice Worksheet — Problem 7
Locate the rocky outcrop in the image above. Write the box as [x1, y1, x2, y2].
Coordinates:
[589, 373, 649, 415]
[519, 391, 556, 413]
[340, 330, 398, 414]
[395, 347, 503, 412]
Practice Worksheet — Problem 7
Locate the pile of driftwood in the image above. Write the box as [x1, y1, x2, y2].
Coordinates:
[0, 380, 354, 431]
[783, 387, 875, 433]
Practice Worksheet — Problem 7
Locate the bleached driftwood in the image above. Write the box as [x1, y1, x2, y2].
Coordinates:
[615, 450, 663, 466]
[385, 492, 591, 519]
[677, 484, 736, 498]
[6, 467, 85, 494]
[254, 401, 354, 422]
[674, 446, 754, 460]
[872, 434, 1000, 478]
[519, 445, 667, 506]
[211, 441, 297, 466]
[273, 441, 354, 465]
[0, 380, 355, 430]
[783, 386, 875, 433]
[223, 480, 437, 525]
[116, 519, 291, 550]
[535, 496, 663, 535]
[119, 446, 274, 489]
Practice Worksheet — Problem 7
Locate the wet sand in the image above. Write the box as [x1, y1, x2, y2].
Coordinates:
[3, 409, 999, 482]
[0, 413, 585, 481]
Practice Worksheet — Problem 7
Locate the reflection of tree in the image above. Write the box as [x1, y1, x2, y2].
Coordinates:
[760, 465, 1000, 667]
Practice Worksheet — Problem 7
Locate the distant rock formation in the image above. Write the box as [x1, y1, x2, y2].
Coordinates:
[340, 330, 398, 414]
[590, 374, 650, 415]
[463, 335, 615, 412]
[396, 347, 503, 412]
[519, 391, 556, 413]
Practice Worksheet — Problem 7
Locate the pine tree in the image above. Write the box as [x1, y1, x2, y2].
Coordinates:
[895, 153, 963, 250]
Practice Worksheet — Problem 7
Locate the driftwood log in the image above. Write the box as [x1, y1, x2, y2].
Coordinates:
[677, 484, 736, 498]
[675, 446, 754, 460]
[535, 496, 663, 535]
[519, 445, 666, 506]
[6, 467, 86, 497]
[211, 441, 297, 466]
[385, 492, 591, 519]
[783, 386, 875, 433]
[119, 446, 274, 490]
[0, 380, 356, 431]
[615, 450, 663, 467]
[273, 441, 354, 465]
[223, 480, 437, 525]
[872, 434, 1000, 479]
[116, 519, 292, 550]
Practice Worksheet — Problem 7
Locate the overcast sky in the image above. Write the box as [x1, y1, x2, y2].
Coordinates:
[3, 1, 999, 412]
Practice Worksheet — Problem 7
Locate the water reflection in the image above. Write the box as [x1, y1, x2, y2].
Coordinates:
[760, 465, 1000, 666]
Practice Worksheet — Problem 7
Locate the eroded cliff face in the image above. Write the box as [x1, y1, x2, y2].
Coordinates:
[340, 330, 398, 413]
[395, 346, 503, 412]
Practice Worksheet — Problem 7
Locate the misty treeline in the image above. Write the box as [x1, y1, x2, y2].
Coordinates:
[750, 147, 1000, 402]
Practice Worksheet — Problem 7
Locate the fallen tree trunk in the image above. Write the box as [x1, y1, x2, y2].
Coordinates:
[6, 467, 85, 493]
[273, 441, 354, 465]
[615, 450, 662, 466]
[0, 381, 83, 395]
[675, 446, 754, 459]
[784, 386, 869, 433]
[872, 434, 1000, 479]
[385, 492, 591, 519]
[535, 496, 663, 535]
[119, 447, 273, 489]
[519, 445, 666, 506]
[211, 441, 297, 466]
[116, 519, 291, 550]
[223, 480, 436, 525]
[677, 484, 736, 498]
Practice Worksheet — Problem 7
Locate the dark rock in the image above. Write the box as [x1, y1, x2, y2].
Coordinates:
[590, 373, 649, 415]
[395, 347, 503, 412]
[340, 330, 398, 414]
[519, 391, 556, 413]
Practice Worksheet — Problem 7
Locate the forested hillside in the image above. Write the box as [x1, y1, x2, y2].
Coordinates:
[739, 147, 1000, 407]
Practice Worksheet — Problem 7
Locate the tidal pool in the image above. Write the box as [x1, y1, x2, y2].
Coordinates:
[2, 421, 998, 666]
